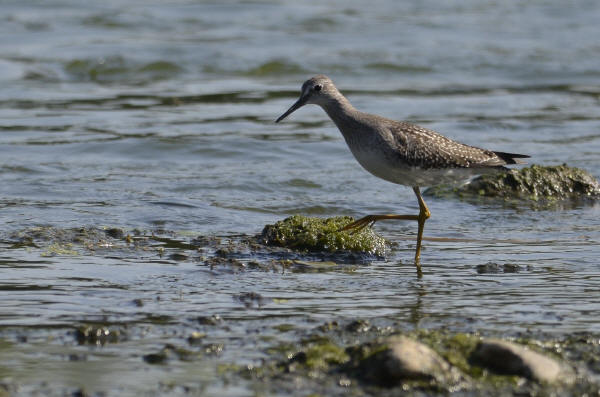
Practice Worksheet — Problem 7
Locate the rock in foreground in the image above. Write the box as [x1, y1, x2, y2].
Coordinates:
[237, 326, 597, 396]
[426, 164, 600, 203]
[470, 338, 569, 383]
[260, 215, 386, 256]
[358, 336, 462, 386]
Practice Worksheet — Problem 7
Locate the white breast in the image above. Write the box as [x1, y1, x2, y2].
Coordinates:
[350, 146, 486, 187]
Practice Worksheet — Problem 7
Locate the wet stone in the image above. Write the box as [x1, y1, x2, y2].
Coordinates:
[358, 336, 461, 387]
[132, 298, 144, 307]
[235, 291, 268, 308]
[74, 325, 124, 345]
[68, 353, 87, 362]
[215, 247, 233, 257]
[104, 227, 125, 239]
[143, 351, 170, 365]
[168, 252, 188, 261]
[196, 314, 223, 326]
[71, 388, 90, 397]
[143, 344, 200, 364]
[317, 321, 339, 332]
[470, 338, 566, 383]
[203, 343, 224, 356]
[476, 262, 522, 274]
[187, 332, 206, 345]
[346, 319, 371, 333]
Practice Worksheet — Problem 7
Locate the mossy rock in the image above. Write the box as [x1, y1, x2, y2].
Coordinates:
[425, 164, 600, 203]
[294, 336, 350, 371]
[260, 215, 386, 256]
[226, 323, 599, 396]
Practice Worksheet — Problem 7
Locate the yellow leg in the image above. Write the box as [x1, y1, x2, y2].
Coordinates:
[413, 186, 431, 270]
[340, 186, 431, 271]
[339, 214, 419, 232]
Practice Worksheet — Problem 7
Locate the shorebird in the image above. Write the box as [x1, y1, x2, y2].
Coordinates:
[276, 75, 528, 271]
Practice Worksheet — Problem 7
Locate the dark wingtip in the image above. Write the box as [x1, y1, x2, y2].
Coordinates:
[493, 151, 530, 165]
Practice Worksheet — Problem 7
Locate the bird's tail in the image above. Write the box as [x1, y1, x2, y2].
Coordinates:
[493, 151, 530, 165]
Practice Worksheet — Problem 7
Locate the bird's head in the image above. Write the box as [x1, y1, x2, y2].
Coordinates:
[276, 75, 337, 122]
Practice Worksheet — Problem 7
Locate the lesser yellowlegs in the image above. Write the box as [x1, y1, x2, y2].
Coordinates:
[276, 75, 529, 270]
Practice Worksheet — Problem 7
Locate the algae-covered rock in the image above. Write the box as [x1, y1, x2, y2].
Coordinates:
[425, 164, 600, 204]
[280, 335, 350, 374]
[229, 322, 599, 396]
[260, 215, 386, 256]
[297, 336, 350, 371]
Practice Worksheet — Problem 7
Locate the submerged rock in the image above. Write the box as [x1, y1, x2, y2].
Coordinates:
[143, 344, 200, 364]
[470, 339, 569, 383]
[425, 164, 600, 204]
[74, 325, 125, 345]
[260, 215, 386, 256]
[476, 262, 522, 274]
[104, 227, 125, 239]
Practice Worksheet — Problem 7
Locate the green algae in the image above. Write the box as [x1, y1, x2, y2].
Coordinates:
[261, 215, 387, 256]
[300, 336, 350, 371]
[41, 243, 79, 257]
[425, 164, 600, 206]
[267, 336, 351, 374]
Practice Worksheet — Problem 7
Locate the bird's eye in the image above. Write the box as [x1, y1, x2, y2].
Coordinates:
[314, 84, 322, 92]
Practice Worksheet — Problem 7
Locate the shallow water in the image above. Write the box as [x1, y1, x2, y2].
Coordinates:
[1, 0, 600, 395]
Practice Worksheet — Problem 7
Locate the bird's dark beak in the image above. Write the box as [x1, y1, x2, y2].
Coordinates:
[276, 94, 308, 123]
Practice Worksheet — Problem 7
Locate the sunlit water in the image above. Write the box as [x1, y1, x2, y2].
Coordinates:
[1, 0, 599, 395]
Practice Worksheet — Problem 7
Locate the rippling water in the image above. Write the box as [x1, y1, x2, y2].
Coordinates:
[1, 0, 600, 395]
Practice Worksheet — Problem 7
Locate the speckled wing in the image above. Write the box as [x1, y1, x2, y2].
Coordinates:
[388, 122, 514, 169]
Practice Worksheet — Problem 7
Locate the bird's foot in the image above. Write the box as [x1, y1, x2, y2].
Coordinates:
[339, 214, 420, 233]
[339, 215, 379, 233]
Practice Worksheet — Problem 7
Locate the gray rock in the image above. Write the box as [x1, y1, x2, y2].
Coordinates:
[471, 338, 565, 383]
[359, 336, 460, 386]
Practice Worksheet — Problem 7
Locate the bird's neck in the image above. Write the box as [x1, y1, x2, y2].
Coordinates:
[321, 94, 361, 130]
